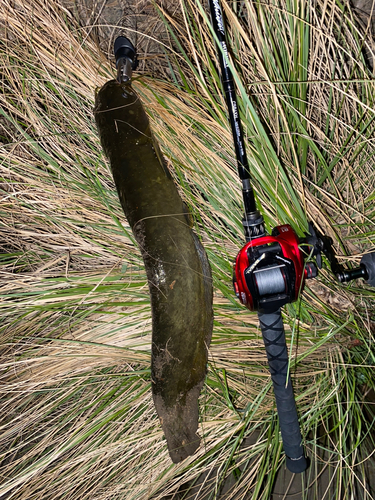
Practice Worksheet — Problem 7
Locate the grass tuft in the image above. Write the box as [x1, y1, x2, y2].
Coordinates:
[0, 0, 374, 498]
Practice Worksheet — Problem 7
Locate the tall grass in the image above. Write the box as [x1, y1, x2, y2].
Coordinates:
[0, 0, 374, 498]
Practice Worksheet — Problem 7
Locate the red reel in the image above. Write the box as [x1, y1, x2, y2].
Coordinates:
[233, 225, 314, 313]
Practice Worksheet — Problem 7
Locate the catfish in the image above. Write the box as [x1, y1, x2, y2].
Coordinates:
[94, 79, 213, 462]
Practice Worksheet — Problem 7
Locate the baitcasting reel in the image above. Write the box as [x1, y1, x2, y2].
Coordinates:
[233, 222, 375, 313]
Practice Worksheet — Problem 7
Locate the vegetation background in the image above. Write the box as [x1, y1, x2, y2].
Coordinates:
[1, 0, 375, 498]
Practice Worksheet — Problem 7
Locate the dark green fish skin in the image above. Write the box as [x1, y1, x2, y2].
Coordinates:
[94, 80, 213, 463]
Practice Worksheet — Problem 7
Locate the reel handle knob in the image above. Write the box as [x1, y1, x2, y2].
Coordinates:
[360, 252, 375, 287]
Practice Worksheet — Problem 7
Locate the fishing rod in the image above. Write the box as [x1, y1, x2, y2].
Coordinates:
[208, 0, 375, 474]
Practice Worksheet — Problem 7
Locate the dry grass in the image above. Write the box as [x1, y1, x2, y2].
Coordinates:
[0, 0, 374, 499]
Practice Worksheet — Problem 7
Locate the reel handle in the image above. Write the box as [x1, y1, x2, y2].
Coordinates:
[306, 223, 375, 286]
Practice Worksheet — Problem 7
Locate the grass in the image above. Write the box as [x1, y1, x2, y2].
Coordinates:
[0, 0, 375, 498]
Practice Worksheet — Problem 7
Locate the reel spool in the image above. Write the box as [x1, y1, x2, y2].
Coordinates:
[254, 265, 287, 296]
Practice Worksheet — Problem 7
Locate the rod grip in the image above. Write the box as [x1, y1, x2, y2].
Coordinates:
[258, 309, 307, 473]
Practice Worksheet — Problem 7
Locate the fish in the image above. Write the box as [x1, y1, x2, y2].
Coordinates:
[94, 79, 213, 463]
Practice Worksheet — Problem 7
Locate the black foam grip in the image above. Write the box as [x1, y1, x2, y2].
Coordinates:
[258, 309, 307, 473]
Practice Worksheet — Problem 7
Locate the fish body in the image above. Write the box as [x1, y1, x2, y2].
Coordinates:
[94, 80, 213, 462]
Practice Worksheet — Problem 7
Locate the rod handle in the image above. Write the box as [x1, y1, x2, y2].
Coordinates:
[258, 309, 307, 473]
